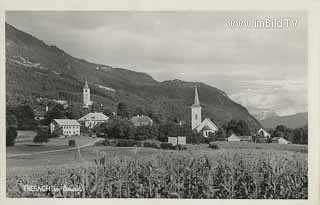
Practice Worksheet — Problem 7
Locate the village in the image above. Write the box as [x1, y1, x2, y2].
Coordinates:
[7, 78, 297, 151]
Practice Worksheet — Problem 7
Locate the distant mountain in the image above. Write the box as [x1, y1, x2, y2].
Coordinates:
[5, 23, 261, 130]
[249, 107, 279, 121]
[260, 112, 308, 129]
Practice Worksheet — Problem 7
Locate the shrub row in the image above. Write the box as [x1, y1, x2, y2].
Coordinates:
[100, 139, 186, 150]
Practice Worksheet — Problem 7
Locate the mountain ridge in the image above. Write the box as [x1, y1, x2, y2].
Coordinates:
[260, 112, 307, 129]
[5, 23, 261, 130]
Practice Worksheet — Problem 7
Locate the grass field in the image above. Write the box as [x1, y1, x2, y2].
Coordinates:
[6, 142, 308, 198]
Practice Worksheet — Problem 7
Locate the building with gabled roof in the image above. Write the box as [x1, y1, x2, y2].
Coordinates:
[227, 133, 252, 142]
[50, 119, 80, 137]
[78, 112, 109, 128]
[191, 86, 219, 138]
[130, 115, 153, 127]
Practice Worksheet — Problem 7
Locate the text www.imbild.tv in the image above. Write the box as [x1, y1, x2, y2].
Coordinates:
[227, 18, 299, 29]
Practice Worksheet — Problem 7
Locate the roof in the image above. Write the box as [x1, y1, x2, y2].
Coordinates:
[78, 112, 109, 121]
[258, 128, 270, 136]
[130, 115, 153, 126]
[53, 119, 80, 126]
[84, 78, 89, 89]
[228, 134, 252, 141]
[34, 110, 46, 117]
[193, 86, 200, 106]
[195, 118, 218, 132]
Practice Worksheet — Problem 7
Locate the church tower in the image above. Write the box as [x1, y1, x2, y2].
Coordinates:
[191, 85, 202, 130]
[83, 78, 90, 107]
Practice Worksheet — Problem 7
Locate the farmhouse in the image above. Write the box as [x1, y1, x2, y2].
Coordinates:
[191, 86, 218, 137]
[271, 137, 291, 144]
[78, 112, 109, 128]
[257, 128, 271, 138]
[50, 119, 81, 137]
[227, 134, 252, 142]
[130, 115, 153, 127]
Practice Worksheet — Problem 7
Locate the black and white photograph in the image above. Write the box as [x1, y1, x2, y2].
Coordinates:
[4, 11, 309, 199]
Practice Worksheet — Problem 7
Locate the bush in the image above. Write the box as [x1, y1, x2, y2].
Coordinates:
[209, 142, 219, 149]
[160, 142, 175, 150]
[116, 139, 136, 147]
[68, 140, 76, 147]
[33, 127, 50, 144]
[49, 132, 59, 138]
[143, 140, 161, 149]
[6, 127, 17, 146]
[176, 144, 187, 150]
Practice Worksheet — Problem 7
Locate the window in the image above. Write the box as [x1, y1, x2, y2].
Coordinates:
[195, 114, 198, 120]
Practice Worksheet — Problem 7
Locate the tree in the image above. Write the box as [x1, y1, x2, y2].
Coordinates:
[14, 105, 36, 130]
[6, 112, 18, 146]
[223, 119, 250, 136]
[117, 102, 129, 118]
[235, 120, 250, 136]
[33, 126, 50, 144]
[44, 104, 65, 125]
[100, 116, 135, 139]
[6, 127, 17, 146]
[103, 108, 113, 117]
[133, 106, 145, 116]
[66, 103, 82, 119]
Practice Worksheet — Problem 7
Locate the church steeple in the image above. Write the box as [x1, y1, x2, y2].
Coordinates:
[84, 78, 89, 89]
[83, 77, 91, 108]
[191, 85, 202, 129]
[193, 85, 200, 106]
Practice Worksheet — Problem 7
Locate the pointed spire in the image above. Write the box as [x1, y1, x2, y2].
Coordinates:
[84, 78, 89, 89]
[194, 85, 200, 106]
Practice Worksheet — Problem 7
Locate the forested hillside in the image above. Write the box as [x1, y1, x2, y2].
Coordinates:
[5, 23, 261, 129]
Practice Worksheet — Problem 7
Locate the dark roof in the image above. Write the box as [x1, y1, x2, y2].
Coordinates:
[34, 110, 46, 117]
[130, 115, 153, 127]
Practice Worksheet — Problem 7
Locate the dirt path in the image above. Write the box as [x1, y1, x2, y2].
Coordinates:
[6, 138, 104, 158]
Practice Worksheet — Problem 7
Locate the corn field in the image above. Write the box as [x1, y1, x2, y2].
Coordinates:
[6, 149, 308, 199]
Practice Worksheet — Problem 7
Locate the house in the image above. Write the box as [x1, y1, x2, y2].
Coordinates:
[168, 137, 178, 146]
[227, 133, 252, 142]
[178, 136, 186, 145]
[271, 137, 291, 144]
[257, 128, 271, 139]
[130, 115, 153, 127]
[50, 119, 81, 137]
[191, 86, 219, 138]
[78, 112, 109, 128]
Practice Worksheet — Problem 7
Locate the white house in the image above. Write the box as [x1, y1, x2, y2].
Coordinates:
[257, 128, 271, 138]
[191, 86, 219, 138]
[78, 112, 109, 128]
[168, 137, 178, 146]
[50, 119, 81, 137]
[227, 133, 252, 142]
[130, 115, 153, 127]
[272, 137, 291, 144]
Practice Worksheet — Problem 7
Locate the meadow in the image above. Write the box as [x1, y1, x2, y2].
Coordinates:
[6, 142, 308, 199]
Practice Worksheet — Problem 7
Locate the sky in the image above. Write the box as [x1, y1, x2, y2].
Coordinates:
[6, 11, 308, 117]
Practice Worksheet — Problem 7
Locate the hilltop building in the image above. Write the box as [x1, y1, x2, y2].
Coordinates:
[83, 79, 93, 108]
[191, 86, 218, 137]
[50, 119, 81, 137]
[130, 115, 153, 127]
[78, 112, 109, 128]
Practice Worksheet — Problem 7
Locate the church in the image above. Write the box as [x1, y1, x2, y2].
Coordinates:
[83, 79, 93, 108]
[191, 86, 219, 138]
